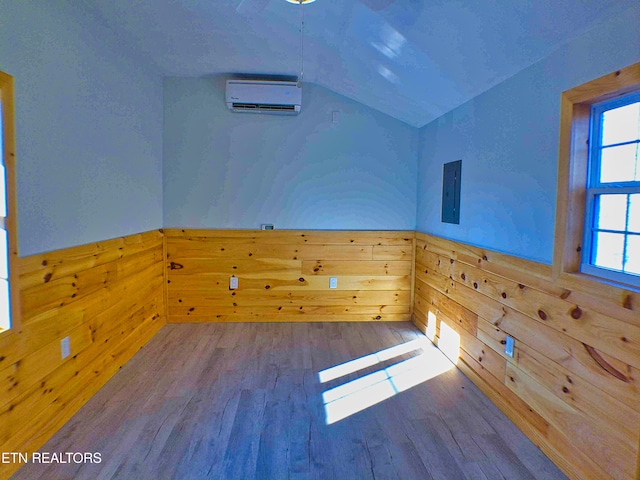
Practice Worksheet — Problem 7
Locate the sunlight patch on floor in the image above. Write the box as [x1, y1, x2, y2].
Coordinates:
[322, 337, 456, 425]
[318, 338, 427, 384]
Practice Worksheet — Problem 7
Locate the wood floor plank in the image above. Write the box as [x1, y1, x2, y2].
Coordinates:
[11, 322, 567, 480]
[222, 389, 265, 480]
[475, 433, 538, 480]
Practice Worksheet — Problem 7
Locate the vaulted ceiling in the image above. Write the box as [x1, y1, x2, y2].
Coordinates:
[84, 0, 637, 127]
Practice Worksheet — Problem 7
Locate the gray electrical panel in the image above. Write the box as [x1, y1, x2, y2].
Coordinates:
[442, 160, 462, 224]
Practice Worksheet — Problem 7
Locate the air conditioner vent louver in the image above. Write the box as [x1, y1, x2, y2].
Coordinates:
[232, 103, 298, 112]
[226, 80, 301, 115]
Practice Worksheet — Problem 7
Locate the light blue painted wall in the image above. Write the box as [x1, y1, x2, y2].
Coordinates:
[0, 1, 163, 256]
[3, 2, 636, 257]
[416, 5, 640, 264]
[163, 79, 417, 230]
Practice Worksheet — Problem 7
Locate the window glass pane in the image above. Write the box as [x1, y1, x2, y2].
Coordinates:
[0, 165, 6, 218]
[593, 231, 624, 271]
[0, 278, 9, 331]
[595, 194, 627, 231]
[601, 101, 640, 146]
[599, 143, 639, 183]
[0, 229, 7, 279]
[626, 235, 640, 275]
[0, 98, 7, 332]
[629, 194, 640, 234]
[0, 100, 3, 166]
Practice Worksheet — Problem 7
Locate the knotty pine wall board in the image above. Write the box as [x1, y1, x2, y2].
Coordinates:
[413, 232, 640, 480]
[165, 229, 413, 323]
[0, 230, 165, 480]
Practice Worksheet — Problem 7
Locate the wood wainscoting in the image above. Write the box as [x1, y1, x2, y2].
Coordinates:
[0, 230, 165, 479]
[412, 231, 640, 480]
[165, 229, 414, 324]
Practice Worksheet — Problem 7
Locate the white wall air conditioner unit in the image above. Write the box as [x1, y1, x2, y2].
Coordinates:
[226, 80, 301, 115]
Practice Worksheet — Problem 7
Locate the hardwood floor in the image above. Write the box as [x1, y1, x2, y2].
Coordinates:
[12, 322, 566, 480]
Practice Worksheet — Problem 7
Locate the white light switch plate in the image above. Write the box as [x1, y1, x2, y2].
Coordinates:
[230, 276, 239, 289]
[61, 336, 71, 359]
[505, 336, 515, 358]
[329, 277, 337, 289]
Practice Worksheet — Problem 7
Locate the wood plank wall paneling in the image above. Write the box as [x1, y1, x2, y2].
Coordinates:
[164, 229, 413, 323]
[412, 232, 640, 480]
[0, 230, 165, 480]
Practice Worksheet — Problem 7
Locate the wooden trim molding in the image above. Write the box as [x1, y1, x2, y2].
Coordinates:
[0, 71, 22, 338]
[552, 62, 640, 303]
[553, 62, 640, 278]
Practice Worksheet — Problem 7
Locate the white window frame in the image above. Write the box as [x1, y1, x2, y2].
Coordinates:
[581, 93, 640, 287]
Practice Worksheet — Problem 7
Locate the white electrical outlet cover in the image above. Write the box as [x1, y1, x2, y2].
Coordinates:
[230, 276, 239, 289]
[329, 277, 338, 289]
[505, 336, 515, 358]
[61, 336, 71, 359]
